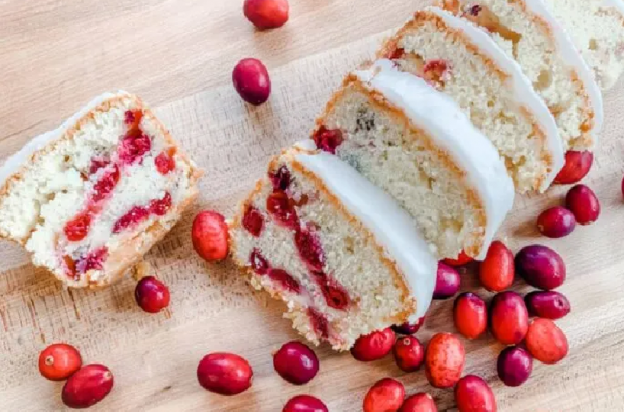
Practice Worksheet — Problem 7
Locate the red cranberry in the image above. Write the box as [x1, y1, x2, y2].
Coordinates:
[197, 353, 253, 395]
[270, 165, 292, 191]
[283, 395, 328, 412]
[135, 276, 170, 313]
[75, 247, 108, 275]
[62, 364, 114, 409]
[363, 378, 405, 412]
[515, 245, 566, 290]
[423, 59, 450, 85]
[295, 229, 325, 272]
[497, 346, 533, 387]
[433, 262, 460, 300]
[453, 292, 487, 340]
[273, 341, 319, 385]
[268, 268, 301, 293]
[490, 291, 529, 345]
[537, 206, 576, 238]
[64, 212, 92, 242]
[232, 58, 271, 106]
[388, 48, 405, 60]
[565, 184, 600, 225]
[392, 316, 425, 335]
[91, 165, 120, 203]
[266, 191, 299, 229]
[479, 240, 515, 292]
[250, 249, 270, 275]
[351, 328, 395, 361]
[38, 343, 82, 381]
[316, 274, 350, 310]
[89, 157, 110, 174]
[554, 150, 593, 184]
[149, 192, 172, 216]
[155, 151, 176, 175]
[442, 250, 474, 266]
[525, 291, 570, 319]
[124, 110, 136, 125]
[242, 205, 264, 237]
[393, 335, 425, 372]
[313, 127, 343, 154]
[113, 205, 150, 233]
[192, 211, 229, 262]
[525, 318, 568, 364]
[454, 375, 496, 412]
[243, 0, 289, 30]
[308, 308, 330, 340]
[400, 393, 437, 412]
[118, 133, 151, 165]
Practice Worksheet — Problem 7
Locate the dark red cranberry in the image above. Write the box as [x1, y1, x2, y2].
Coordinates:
[315, 274, 350, 310]
[283, 395, 328, 412]
[150, 192, 172, 216]
[250, 249, 270, 275]
[113, 205, 150, 233]
[565, 184, 600, 225]
[497, 346, 533, 387]
[515, 245, 566, 290]
[75, 247, 108, 275]
[388, 48, 405, 60]
[469, 4, 483, 15]
[295, 229, 325, 272]
[273, 341, 319, 385]
[242, 205, 264, 237]
[118, 133, 151, 165]
[392, 316, 425, 335]
[537, 206, 576, 238]
[270, 165, 292, 191]
[268, 268, 300, 293]
[393, 335, 425, 372]
[525, 291, 571, 319]
[124, 110, 139, 125]
[554, 151, 593, 184]
[433, 262, 461, 300]
[308, 308, 329, 340]
[61, 364, 114, 408]
[89, 157, 110, 174]
[155, 151, 176, 175]
[91, 166, 120, 203]
[197, 352, 253, 395]
[313, 127, 343, 154]
[232, 58, 271, 106]
[135, 276, 170, 313]
[266, 191, 299, 229]
[64, 212, 92, 242]
[351, 328, 395, 361]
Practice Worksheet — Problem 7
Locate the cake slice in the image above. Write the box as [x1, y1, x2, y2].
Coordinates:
[379, 7, 563, 193]
[312, 59, 515, 260]
[439, 0, 604, 151]
[229, 145, 438, 350]
[0, 92, 202, 288]
[543, 0, 624, 90]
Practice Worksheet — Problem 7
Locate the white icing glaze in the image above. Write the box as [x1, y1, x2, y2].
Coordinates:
[523, 0, 605, 142]
[0, 91, 132, 185]
[355, 59, 515, 260]
[294, 148, 438, 320]
[604, 0, 624, 15]
[427, 6, 564, 190]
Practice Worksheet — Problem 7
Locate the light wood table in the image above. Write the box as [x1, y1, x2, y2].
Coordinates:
[1, 0, 624, 410]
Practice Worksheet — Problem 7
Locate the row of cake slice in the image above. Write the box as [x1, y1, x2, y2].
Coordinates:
[229, 2, 623, 349]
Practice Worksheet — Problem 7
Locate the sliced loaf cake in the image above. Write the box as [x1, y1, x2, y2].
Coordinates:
[543, 0, 624, 90]
[229, 145, 438, 350]
[439, 0, 604, 151]
[312, 59, 515, 261]
[0, 92, 202, 288]
[379, 7, 563, 193]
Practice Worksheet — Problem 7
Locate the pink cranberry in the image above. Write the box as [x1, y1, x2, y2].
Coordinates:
[270, 165, 292, 191]
[197, 352, 253, 396]
[242, 205, 264, 237]
[118, 133, 151, 165]
[283, 395, 328, 412]
[565, 184, 600, 225]
[268, 268, 300, 293]
[308, 308, 330, 340]
[393, 335, 425, 372]
[243, 0, 289, 30]
[149, 192, 172, 216]
[537, 206, 576, 238]
[135, 276, 170, 313]
[266, 191, 299, 229]
[75, 247, 108, 275]
[62, 364, 114, 409]
[433, 262, 461, 300]
[497, 346, 533, 387]
[490, 291, 529, 345]
[91, 165, 120, 203]
[351, 328, 395, 362]
[232, 58, 271, 106]
[363, 378, 405, 412]
[313, 127, 343, 154]
[89, 157, 110, 174]
[554, 151, 593, 184]
[113, 205, 150, 233]
[392, 316, 425, 335]
[525, 291, 570, 319]
[250, 249, 270, 275]
[64, 212, 92, 242]
[515, 245, 566, 290]
[295, 229, 325, 272]
[273, 341, 319, 385]
[155, 151, 176, 175]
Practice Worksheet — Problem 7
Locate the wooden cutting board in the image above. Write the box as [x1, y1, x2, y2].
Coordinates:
[1, 0, 624, 410]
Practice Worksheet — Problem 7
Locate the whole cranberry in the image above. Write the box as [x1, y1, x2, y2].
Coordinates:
[565, 184, 600, 225]
[192, 211, 229, 262]
[454, 292, 487, 340]
[454, 375, 497, 412]
[393, 335, 425, 372]
[536, 206, 576, 238]
[62, 364, 114, 409]
[135, 276, 170, 313]
[197, 352, 253, 395]
[273, 341, 319, 385]
[525, 291, 571, 319]
[525, 318, 568, 364]
[479, 240, 514, 292]
[554, 151, 593, 184]
[515, 245, 566, 290]
[38, 343, 82, 381]
[232, 58, 271, 106]
[351, 328, 395, 362]
[400, 393, 438, 412]
[363, 378, 405, 412]
[392, 316, 425, 335]
[490, 291, 529, 345]
[433, 262, 461, 300]
[497, 346, 533, 387]
[283, 395, 328, 412]
[243, 0, 289, 30]
[425, 333, 465, 389]
[442, 250, 474, 266]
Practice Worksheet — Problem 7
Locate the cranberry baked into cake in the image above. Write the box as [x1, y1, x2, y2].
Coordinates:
[229, 145, 438, 350]
[0, 92, 202, 288]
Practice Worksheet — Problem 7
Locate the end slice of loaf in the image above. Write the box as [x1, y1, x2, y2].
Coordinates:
[313, 59, 515, 260]
[378, 7, 564, 193]
[229, 145, 438, 350]
[543, 0, 624, 90]
[0, 92, 202, 288]
[439, 0, 604, 151]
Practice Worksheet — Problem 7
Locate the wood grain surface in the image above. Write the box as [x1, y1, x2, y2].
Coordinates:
[1, 0, 624, 411]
